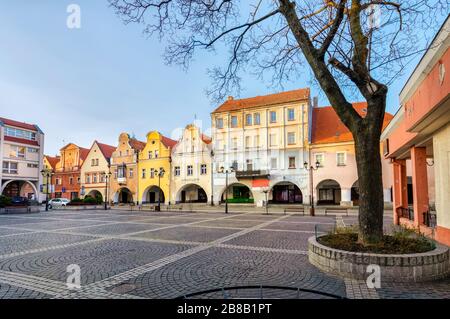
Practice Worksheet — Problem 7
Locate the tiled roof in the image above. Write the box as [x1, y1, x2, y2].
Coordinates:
[311, 102, 394, 144]
[161, 135, 177, 148]
[201, 134, 212, 144]
[96, 141, 116, 159]
[212, 88, 310, 113]
[0, 117, 38, 131]
[45, 155, 60, 169]
[129, 138, 146, 151]
[4, 136, 39, 146]
[79, 147, 90, 161]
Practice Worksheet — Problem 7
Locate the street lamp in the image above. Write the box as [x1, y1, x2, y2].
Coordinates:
[40, 168, 54, 212]
[155, 167, 165, 212]
[262, 187, 269, 215]
[218, 166, 235, 214]
[210, 150, 215, 206]
[102, 164, 112, 211]
[303, 160, 321, 216]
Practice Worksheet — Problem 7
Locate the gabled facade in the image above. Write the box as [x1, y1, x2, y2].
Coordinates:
[170, 124, 213, 204]
[0, 117, 45, 201]
[80, 141, 116, 202]
[109, 133, 145, 204]
[53, 143, 89, 200]
[211, 88, 310, 207]
[138, 131, 177, 205]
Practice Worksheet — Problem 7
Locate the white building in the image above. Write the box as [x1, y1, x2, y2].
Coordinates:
[0, 117, 45, 202]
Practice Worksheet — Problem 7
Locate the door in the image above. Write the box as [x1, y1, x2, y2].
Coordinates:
[149, 192, 156, 203]
[181, 191, 186, 203]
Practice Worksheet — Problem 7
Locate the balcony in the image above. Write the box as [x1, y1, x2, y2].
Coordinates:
[235, 170, 269, 179]
[117, 177, 127, 185]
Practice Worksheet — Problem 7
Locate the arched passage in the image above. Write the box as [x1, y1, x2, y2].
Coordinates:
[114, 187, 133, 204]
[142, 186, 165, 204]
[221, 183, 254, 204]
[87, 190, 103, 203]
[1, 180, 38, 200]
[270, 182, 303, 204]
[316, 179, 341, 205]
[351, 180, 359, 206]
[176, 184, 207, 203]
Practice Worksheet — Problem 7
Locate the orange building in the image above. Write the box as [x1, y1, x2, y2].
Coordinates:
[52, 143, 89, 200]
[381, 17, 450, 245]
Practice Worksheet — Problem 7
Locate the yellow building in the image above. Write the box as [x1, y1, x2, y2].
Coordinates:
[138, 131, 177, 205]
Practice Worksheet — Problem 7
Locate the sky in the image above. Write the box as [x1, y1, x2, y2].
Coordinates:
[0, 1, 446, 155]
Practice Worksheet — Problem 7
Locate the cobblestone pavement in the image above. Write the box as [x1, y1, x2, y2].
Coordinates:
[0, 209, 448, 299]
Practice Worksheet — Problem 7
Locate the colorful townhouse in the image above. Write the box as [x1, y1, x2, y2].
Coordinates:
[381, 16, 450, 246]
[310, 103, 394, 206]
[80, 141, 116, 202]
[109, 133, 145, 204]
[138, 131, 177, 205]
[52, 143, 89, 200]
[210, 89, 311, 207]
[0, 117, 45, 201]
[170, 124, 213, 204]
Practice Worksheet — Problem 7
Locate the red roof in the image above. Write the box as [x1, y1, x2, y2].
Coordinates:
[79, 147, 90, 161]
[201, 134, 212, 144]
[4, 136, 39, 146]
[161, 134, 177, 148]
[129, 138, 146, 151]
[212, 88, 310, 113]
[0, 117, 37, 131]
[45, 155, 60, 169]
[311, 102, 394, 144]
[96, 141, 116, 159]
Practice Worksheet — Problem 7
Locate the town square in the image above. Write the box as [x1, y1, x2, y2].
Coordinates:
[0, 0, 449, 306]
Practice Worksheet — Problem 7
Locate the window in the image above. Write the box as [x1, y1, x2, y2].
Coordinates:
[100, 174, 105, 183]
[232, 137, 238, 150]
[245, 136, 251, 149]
[246, 159, 253, 171]
[231, 160, 238, 170]
[254, 113, 261, 125]
[231, 116, 238, 128]
[246, 114, 252, 126]
[77, 177, 80, 184]
[174, 166, 180, 176]
[216, 118, 223, 129]
[148, 151, 153, 159]
[93, 174, 98, 183]
[55, 178, 61, 185]
[154, 150, 159, 158]
[287, 132, 296, 145]
[96, 159, 99, 166]
[187, 165, 193, 176]
[27, 163, 38, 168]
[315, 153, 324, 167]
[129, 168, 134, 178]
[288, 108, 295, 121]
[254, 135, 260, 148]
[2, 161, 18, 174]
[269, 134, 277, 147]
[9, 146, 25, 158]
[150, 168, 155, 178]
[69, 177, 73, 185]
[5, 127, 36, 141]
[114, 170, 118, 179]
[289, 157, 296, 169]
[91, 159, 95, 166]
[28, 148, 38, 153]
[142, 169, 146, 179]
[201, 164, 207, 175]
[270, 158, 277, 169]
[270, 111, 277, 123]
[86, 175, 91, 184]
[337, 152, 346, 166]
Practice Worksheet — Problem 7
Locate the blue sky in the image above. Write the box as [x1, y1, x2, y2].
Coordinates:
[0, 1, 444, 155]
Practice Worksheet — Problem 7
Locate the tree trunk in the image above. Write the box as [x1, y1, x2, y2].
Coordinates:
[353, 98, 386, 244]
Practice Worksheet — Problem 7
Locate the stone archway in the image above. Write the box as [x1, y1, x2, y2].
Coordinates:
[351, 180, 360, 206]
[115, 187, 133, 204]
[1, 180, 38, 200]
[316, 179, 341, 205]
[87, 190, 103, 203]
[176, 184, 208, 203]
[221, 183, 254, 204]
[270, 182, 303, 204]
[142, 185, 165, 204]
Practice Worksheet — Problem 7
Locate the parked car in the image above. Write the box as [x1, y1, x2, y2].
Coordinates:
[11, 196, 29, 206]
[48, 198, 70, 209]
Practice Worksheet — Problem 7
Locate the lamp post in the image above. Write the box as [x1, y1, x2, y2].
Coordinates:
[40, 168, 54, 212]
[155, 167, 165, 212]
[303, 160, 321, 216]
[102, 164, 112, 211]
[262, 188, 269, 215]
[210, 150, 215, 206]
[218, 166, 234, 214]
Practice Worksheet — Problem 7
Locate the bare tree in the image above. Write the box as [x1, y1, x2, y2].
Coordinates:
[109, 0, 449, 244]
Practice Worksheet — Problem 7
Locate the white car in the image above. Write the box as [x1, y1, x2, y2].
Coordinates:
[48, 198, 70, 209]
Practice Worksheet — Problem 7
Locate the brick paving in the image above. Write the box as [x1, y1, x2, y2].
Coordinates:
[0, 209, 448, 299]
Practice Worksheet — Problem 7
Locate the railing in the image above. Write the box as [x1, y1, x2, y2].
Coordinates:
[235, 170, 269, 178]
[397, 207, 414, 221]
[117, 177, 127, 184]
[423, 211, 437, 228]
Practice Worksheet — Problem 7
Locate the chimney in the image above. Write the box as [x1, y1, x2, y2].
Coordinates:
[227, 96, 234, 101]
[313, 96, 318, 108]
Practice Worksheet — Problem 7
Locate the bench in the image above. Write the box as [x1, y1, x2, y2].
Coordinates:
[283, 207, 305, 215]
[324, 207, 349, 216]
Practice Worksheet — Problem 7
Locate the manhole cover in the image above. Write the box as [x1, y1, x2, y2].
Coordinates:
[111, 284, 137, 294]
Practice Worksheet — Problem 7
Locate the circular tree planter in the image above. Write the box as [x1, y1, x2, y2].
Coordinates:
[308, 236, 450, 283]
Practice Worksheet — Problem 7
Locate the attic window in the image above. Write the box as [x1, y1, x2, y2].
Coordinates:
[152, 141, 155, 144]
[362, 108, 367, 113]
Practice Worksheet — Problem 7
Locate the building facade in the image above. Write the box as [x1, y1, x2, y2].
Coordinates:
[0, 117, 45, 201]
[381, 17, 450, 246]
[138, 131, 177, 205]
[52, 143, 89, 200]
[211, 89, 311, 207]
[310, 103, 394, 206]
[80, 141, 115, 202]
[170, 124, 213, 204]
[109, 133, 145, 204]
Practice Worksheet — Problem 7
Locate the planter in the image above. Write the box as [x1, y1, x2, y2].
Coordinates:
[308, 236, 450, 283]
